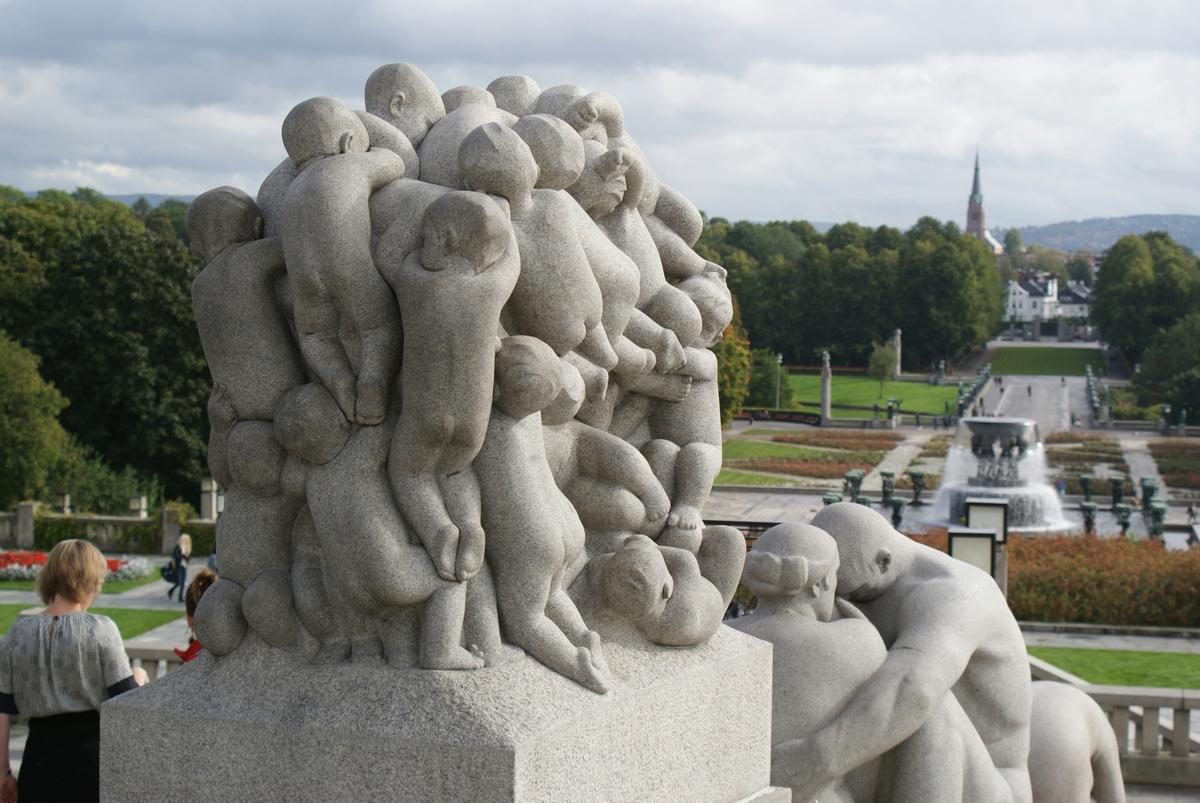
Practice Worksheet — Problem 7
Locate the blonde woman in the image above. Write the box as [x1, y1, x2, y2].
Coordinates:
[166, 532, 192, 603]
[0, 540, 148, 802]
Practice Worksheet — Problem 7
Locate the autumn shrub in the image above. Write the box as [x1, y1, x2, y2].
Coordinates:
[902, 530, 1200, 626]
[1045, 431, 1112, 445]
[1007, 535, 1200, 627]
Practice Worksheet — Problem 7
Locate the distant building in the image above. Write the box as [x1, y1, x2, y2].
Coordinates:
[966, 152, 1003, 254]
[1004, 272, 1091, 323]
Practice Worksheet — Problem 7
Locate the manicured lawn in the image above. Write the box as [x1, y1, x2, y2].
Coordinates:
[714, 469, 797, 487]
[0, 604, 182, 640]
[989, 347, 1105, 376]
[0, 574, 161, 594]
[787, 374, 959, 415]
[1028, 646, 1200, 688]
[724, 440, 828, 460]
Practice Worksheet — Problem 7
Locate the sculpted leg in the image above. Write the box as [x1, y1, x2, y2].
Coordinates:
[342, 268, 401, 425]
[695, 525, 745, 607]
[418, 583, 484, 670]
[575, 322, 619, 371]
[291, 506, 351, 663]
[440, 468, 484, 582]
[660, 442, 721, 552]
[293, 286, 358, 420]
[568, 478, 645, 533]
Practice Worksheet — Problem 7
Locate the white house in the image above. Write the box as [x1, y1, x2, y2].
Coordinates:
[1057, 281, 1092, 320]
[1005, 274, 1059, 323]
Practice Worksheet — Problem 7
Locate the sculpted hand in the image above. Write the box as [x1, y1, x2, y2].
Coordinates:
[132, 666, 150, 686]
[771, 734, 837, 803]
[654, 330, 686, 373]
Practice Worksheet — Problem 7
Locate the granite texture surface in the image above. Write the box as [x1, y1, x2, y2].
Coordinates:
[101, 625, 772, 803]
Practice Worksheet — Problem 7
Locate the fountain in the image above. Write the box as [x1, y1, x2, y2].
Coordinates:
[930, 416, 1073, 534]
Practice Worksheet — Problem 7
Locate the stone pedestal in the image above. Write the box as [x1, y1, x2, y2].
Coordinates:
[101, 626, 773, 802]
[15, 502, 36, 549]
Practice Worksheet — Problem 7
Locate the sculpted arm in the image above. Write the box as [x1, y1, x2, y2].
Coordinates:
[773, 590, 980, 793]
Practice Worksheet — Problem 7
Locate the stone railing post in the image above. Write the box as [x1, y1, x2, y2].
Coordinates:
[161, 508, 180, 555]
[16, 502, 37, 549]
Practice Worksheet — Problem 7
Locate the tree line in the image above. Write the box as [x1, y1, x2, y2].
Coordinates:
[0, 187, 206, 511]
[697, 216, 1004, 374]
[1090, 231, 1200, 415]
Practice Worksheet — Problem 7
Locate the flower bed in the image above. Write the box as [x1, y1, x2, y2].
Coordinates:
[726, 456, 879, 479]
[1150, 440, 1200, 491]
[0, 551, 154, 583]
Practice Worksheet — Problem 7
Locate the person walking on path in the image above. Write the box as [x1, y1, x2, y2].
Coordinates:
[166, 533, 191, 603]
[0, 540, 149, 802]
[1188, 503, 1198, 526]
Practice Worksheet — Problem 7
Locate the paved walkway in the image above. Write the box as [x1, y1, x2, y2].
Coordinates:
[1023, 629, 1200, 655]
[860, 432, 930, 493]
[0, 575, 187, 611]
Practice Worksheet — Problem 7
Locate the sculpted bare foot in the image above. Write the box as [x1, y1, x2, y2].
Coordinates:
[662, 374, 692, 402]
[658, 505, 705, 552]
[580, 630, 609, 675]
[426, 523, 461, 582]
[354, 378, 387, 424]
[455, 522, 486, 582]
[575, 647, 610, 694]
[421, 644, 485, 671]
[470, 641, 524, 667]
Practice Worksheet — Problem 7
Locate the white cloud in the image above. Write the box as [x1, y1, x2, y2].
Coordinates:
[0, 0, 1196, 227]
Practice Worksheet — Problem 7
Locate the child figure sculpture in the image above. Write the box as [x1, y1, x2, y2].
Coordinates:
[475, 336, 611, 694]
[280, 96, 406, 425]
[387, 191, 520, 583]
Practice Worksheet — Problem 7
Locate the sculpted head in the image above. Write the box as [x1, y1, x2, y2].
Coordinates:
[273, 384, 351, 465]
[364, 63, 445, 147]
[678, 273, 734, 348]
[744, 523, 839, 622]
[595, 535, 674, 623]
[441, 85, 495, 113]
[458, 122, 539, 201]
[567, 140, 628, 219]
[187, 186, 261, 263]
[281, 97, 369, 169]
[494, 336, 562, 419]
[487, 75, 541, 117]
[512, 114, 585, 191]
[419, 191, 512, 274]
[810, 503, 901, 603]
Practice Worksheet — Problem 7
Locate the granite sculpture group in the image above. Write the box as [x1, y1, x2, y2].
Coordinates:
[106, 62, 1125, 802]
[734, 503, 1125, 803]
[187, 63, 742, 694]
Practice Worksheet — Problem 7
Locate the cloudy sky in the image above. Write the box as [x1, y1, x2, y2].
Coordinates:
[0, 0, 1196, 229]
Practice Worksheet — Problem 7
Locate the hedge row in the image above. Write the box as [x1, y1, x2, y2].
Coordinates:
[34, 516, 160, 554]
[909, 531, 1200, 627]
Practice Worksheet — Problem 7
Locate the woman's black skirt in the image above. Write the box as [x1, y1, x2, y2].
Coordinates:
[19, 709, 100, 802]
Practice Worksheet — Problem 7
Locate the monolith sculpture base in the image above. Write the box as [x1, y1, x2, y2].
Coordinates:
[100, 627, 774, 802]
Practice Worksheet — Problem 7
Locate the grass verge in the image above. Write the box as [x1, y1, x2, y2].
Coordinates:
[1028, 646, 1200, 688]
[714, 469, 797, 487]
[0, 574, 161, 594]
[989, 346, 1105, 376]
[0, 604, 182, 640]
[788, 374, 959, 415]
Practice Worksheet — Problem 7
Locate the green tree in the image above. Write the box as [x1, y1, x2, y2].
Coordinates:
[0, 190, 209, 501]
[867, 341, 897, 398]
[45, 437, 163, 515]
[0, 332, 68, 508]
[713, 300, 751, 425]
[1003, 228, 1023, 256]
[746, 349, 794, 409]
[1065, 256, 1092, 286]
[1093, 233, 1200, 363]
[1133, 312, 1200, 414]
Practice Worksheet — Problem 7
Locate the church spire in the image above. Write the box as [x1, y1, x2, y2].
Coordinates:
[966, 149, 986, 240]
[970, 149, 982, 203]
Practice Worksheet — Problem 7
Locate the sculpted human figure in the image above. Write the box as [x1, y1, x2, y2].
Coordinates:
[568, 140, 690, 373]
[418, 104, 517, 189]
[475, 336, 610, 693]
[630, 272, 732, 551]
[364, 62, 445, 149]
[777, 503, 1033, 802]
[279, 96, 406, 424]
[386, 191, 519, 583]
[188, 186, 305, 486]
[279, 384, 482, 671]
[584, 529, 743, 647]
[459, 122, 617, 375]
[441, 85, 495, 112]
[1028, 682, 1125, 803]
[187, 186, 309, 653]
